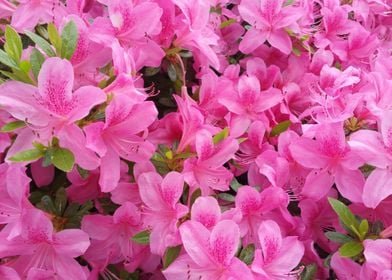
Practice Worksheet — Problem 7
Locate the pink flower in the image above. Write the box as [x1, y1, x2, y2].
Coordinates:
[219, 75, 283, 123]
[11, 0, 66, 32]
[164, 220, 254, 279]
[81, 202, 150, 271]
[84, 94, 157, 192]
[235, 186, 291, 245]
[290, 122, 365, 202]
[363, 239, 392, 278]
[238, 0, 302, 54]
[251, 220, 304, 280]
[183, 129, 238, 195]
[138, 171, 188, 255]
[0, 209, 90, 279]
[0, 57, 106, 170]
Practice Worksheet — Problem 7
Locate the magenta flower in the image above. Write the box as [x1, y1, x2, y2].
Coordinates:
[84, 94, 157, 192]
[251, 220, 304, 280]
[238, 0, 302, 54]
[0, 209, 90, 279]
[164, 220, 254, 279]
[81, 202, 148, 271]
[0, 57, 106, 170]
[290, 122, 365, 202]
[183, 129, 238, 195]
[137, 171, 188, 255]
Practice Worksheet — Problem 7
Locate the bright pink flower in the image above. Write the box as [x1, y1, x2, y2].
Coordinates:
[81, 202, 149, 271]
[90, 0, 165, 64]
[239, 0, 302, 54]
[164, 220, 254, 279]
[349, 111, 392, 208]
[137, 171, 188, 255]
[0, 209, 90, 279]
[84, 94, 157, 192]
[11, 0, 66, 32]
[290, 122, 365, 202]
[172, 0, 220, 69]
[0, 163, 32, 239]
[219, 75, 282, 123]
[183, 129, 238, 195]
[235, 186, 291, 245]
[251, 220, 304, 280]
[0, 57, 106, 170]
[363, 239, 392, 278]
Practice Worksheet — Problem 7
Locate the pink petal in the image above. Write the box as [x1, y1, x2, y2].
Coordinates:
[335, 167, 364, 203]
[195, 130, 214, 161]
[138, 172, 166, 210]
[257, 220, 282, 265]
[349, 130, 390, 169]
[67, 86, 106, 122]
[99, 148, 121, 192]
[235, 186, 261, 214]
[209, 220, 240, 265]
[191, 196, 221, 229]
[113, 202, 141, 225]
[330, 253, 361, 280]
[363, 168, 392, 209]
[301, 169, 334, 200]
[268, 29, 292, 55]
[53, 229, 90, 257]
[179, 221, 213, 267]
[0, 265, 20, 280]
[161, 172, 184, 208]
[30, 159, 55, 187]
[37, 58, 74, 116]
[0, 81, 47, 126]
[81, 215, 113, 240]
[58, 124, 100, 170]
[84, 122, 107, 157]
[239, 28, 268, 54]
[265, 236, 304, 276]
[363, 239, 392, 271]
[289, 138, 330, 169]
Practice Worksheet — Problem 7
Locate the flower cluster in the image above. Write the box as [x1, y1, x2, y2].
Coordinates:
[0, 0, 391, 279]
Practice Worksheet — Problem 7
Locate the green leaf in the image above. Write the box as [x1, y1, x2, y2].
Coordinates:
[77, 165, 90, 179]
[328, 198, 359, 232]
[230, 178, 242, 192]
[25, 31, 56, 57]
[239, 244, 255, 265]
[19, 60, 30, 73]
[218, 193, 235, 202]
[30, 48, 45, 80]
[163, 245, 182, 269]
[42, 148, 54, 167]
[0, 49, 19, 69]
[219, 19, 236, 29]
[51, 147, 75, 172]
[270, 120, 291, 137]
[0, 68, 34, 84]
[325, 231, 354, 244]
[60, 20, 78, 60]
[190, 188, 202, 206]
[213, 127, 229, 144]
[54, 188, 67, 215]
[167, 63, 177, 82]
[9, 149, 43, 162]
[358, 219, 369, 240]
[131, 230, 150, 244]
[301, 263, 317, 280]
[1, 120, 26, 132]
[4, 26, 22, 63]
[339, 241, 364, 258]
[47, 23, 62, 55]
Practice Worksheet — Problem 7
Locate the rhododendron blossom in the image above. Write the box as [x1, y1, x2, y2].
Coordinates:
[0, 0, 390, 279]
